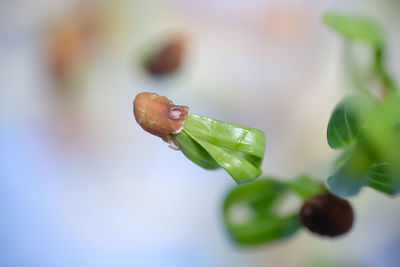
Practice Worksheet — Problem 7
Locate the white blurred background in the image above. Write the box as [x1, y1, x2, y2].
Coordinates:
[1, 0, 400, 266]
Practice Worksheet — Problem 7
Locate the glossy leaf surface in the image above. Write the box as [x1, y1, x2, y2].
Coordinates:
[183, 114, 265, 158]
[172, 130, 219, 170]
[172, 114, 266, 184]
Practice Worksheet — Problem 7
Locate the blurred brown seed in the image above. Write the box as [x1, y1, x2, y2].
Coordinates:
[133, 92, 188, 142]
[144, 36, 186, 76]
[299, 192, 354, 237]
[46, 7, 104, 82]
[47, 20, 85, 80]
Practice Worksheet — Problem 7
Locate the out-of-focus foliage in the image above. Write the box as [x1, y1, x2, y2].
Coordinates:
[324, 12, 400, 197]
[172, 114, 266, 184]
[323, 12, 384, 48]
[327, 94, 374, 149]
[328, 95, 400, 196]
[222, 176, 324, 245]
[324, 11, 397, 93]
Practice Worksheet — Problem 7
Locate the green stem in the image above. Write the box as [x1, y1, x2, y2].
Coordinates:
[374, 46, 398, 95]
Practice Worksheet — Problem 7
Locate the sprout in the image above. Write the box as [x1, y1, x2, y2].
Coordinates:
[133, 92, 266, 184]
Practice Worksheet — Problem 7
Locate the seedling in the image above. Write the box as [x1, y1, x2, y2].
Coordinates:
[133, 92, 266, 184]
[324, 12, 400, 197]
[222, 176, 329, 245]
[133, 11, 399, 247]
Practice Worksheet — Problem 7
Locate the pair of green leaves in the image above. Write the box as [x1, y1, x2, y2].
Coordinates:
[223, 176, 324, 245]
[172, 114, 266, 184]
[327, 93, 400, 196]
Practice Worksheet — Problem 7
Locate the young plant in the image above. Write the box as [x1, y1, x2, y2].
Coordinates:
[133, 12, 399, 248]
[221, 11, 399, 246]
[323, 12, 400, 197]
[133, 92, 266, 184]
[222, 176, 344, 245]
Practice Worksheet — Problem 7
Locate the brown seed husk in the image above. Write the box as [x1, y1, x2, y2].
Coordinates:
[299, 192, 354, 237]
[133, 92, 188, 141]
[145, 36, 186, 76]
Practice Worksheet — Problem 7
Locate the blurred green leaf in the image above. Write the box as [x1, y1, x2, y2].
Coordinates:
[323, 12, 397, 93]
[323, 12, 385, 47]
[327, 99, 359, 149]
[324, 12, 400, 196]
[223, 176, 324, 245]
[363, 93, 400, 161]
[367, 162, 399, 195]
[361, 93, 400, 194]
[225, 215, 301, 245]
[172, 114, 266, 184]
[327, 144, 371, 197]
[328, 94, 400, 196]
[327, 94, 375, 149]
[285, 175, 326, 200]
[329, 151, 400, 196]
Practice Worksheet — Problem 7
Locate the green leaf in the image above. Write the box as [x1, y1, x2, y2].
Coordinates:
[223, 176, 324, 245]
[327, 94, 375, 149]
[223, 179, 287, 212]
[183, 114, 265, 159]
[172, 114, 266, 184]
[327, 97, 359, 149]
[361, 93, 400, 195]
[192, 136, 262, 184]
[323, 12, 385, 47]
[285, 176, 325, 200]
[172, 130, 219, 170]
[323, 12, 400, 196]
[329, 159, 400, 197]
[327, 94, 400, 197]
[327, 144, 371, 197]
[225, 215, 301, 245]
[363, 93, 400, 162]
[323, 12, 397, 93]
[367, 162, 399, 195]
[328, 137, 400, 197]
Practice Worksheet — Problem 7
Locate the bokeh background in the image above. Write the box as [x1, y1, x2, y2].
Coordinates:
[2, 0, 400, 266]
